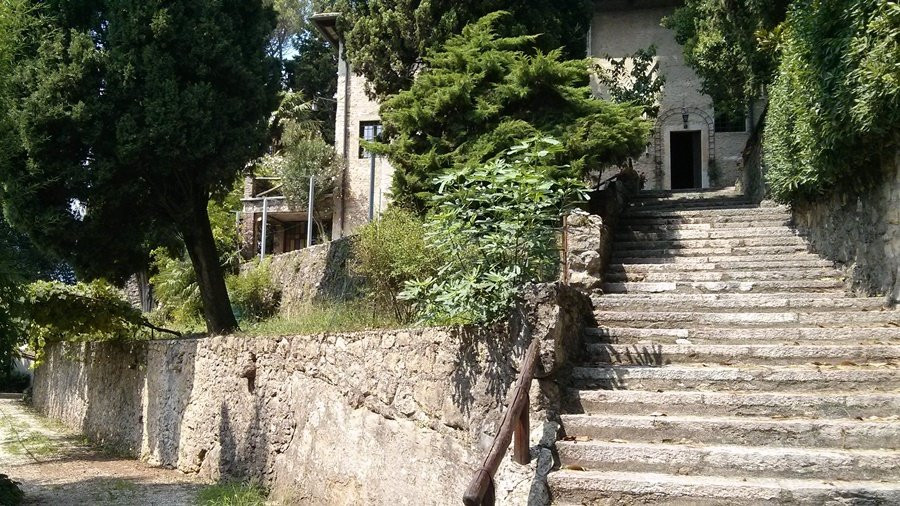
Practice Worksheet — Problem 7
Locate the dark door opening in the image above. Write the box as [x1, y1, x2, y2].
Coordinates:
[670, 130, 702, 189]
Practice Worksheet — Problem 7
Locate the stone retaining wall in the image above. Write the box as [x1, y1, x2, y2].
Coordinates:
[792, 152, 900, 304]
[262, 237, 362, 314]
[31, 284, 590, 505]
[565, 172, 641, 291]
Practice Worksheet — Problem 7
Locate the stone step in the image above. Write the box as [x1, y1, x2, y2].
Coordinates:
[620, 220, 792, 231]
[601, 280, 845, 294]
[632, 187, 743, 199]
[605, 269, 843, 283]
[592, 293, 886, 312]
[587, 326, 900, 345]
[623, 207, 790, 219]
[555, 440, 900, 481]
[559, 413, 900, 450]
[612, 253, 827, 265]
[614, 237, 809, 252]
[548, 470, 900, 505]
[612, 245, 811, 258]
[567, 389, 900, 419]
[621, 216, 792, 228]
[615, 227, 802, 241]
[627, 201, 755, 213]
[591, 310, 899, 328]
[585, 343, 900, 366]
[607, 260, 836, 272]
[570, 364, 900, 392]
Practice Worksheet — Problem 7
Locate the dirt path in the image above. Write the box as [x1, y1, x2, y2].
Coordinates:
[0, 395, 204, 505]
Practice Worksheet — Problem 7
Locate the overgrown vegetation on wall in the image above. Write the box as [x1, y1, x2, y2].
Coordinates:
[765, 0, 899, 201]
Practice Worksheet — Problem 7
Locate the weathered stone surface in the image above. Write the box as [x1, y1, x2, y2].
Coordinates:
[31, 282, 593, 505]
[792, 152, 900, 304]
[261, 237, 363, 313]
[565, 174, 639, 291]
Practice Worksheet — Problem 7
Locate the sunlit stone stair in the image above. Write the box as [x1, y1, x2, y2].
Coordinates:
[548, 188, 900, 505]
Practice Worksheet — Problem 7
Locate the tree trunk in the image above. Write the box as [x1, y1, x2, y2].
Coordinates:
[180, 199, 239, 335]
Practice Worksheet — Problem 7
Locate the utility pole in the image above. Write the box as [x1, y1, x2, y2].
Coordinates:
[307, 175, 315, 248]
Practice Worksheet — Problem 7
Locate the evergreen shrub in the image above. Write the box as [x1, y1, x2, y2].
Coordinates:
[226, 260, 281, 323]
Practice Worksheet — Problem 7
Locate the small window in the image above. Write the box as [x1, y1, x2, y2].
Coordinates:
[714, 110, 747, 133]
[359, 121, 382, 158]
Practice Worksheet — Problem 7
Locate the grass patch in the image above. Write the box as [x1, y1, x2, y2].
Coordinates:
[196, 482, 267, 506]
[238, 301, 403, 337]
[4, 432, 58, 457]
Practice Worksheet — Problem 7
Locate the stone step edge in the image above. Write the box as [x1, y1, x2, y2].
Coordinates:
[559, 412, 900, 430]
[547, 470, 900, 502]
[585, 343, 900, 362]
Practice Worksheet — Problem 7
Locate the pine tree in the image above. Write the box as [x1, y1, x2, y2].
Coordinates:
[375, 13, 652, 211]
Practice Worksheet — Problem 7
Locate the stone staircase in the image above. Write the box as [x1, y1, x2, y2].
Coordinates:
[548, 189, 900, 504]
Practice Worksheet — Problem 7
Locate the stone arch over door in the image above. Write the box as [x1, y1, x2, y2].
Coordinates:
[653, 107, 715, 190]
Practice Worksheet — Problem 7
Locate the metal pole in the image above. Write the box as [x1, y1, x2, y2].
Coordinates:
[307, 175, 315, 248]
[369, 152, 376, 221]
[260, 197, 268, 261]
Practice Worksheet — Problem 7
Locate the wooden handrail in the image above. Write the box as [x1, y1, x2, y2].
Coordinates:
[462, 338, 541, 506]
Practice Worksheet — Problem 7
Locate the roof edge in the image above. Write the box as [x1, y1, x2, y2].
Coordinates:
[310, 12, 341, 45]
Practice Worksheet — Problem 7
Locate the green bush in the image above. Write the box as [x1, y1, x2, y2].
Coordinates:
[226, 260, 281, 323]
[354, 207, 438, 322]
[401, 137, 587, 325]
[25, 280, 147, 350]
[765, 0, 899, 201]
[0, 474, 23, 506]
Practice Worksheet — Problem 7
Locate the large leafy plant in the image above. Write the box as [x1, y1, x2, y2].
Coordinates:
[401, 138, 587, 325]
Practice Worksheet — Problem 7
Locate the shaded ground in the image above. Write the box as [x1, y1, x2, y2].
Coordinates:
[0, 395, 204, 505]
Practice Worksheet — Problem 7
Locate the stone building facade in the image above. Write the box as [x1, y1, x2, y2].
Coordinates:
[589, 0, 762, 190]
[312, 1, 763, 239]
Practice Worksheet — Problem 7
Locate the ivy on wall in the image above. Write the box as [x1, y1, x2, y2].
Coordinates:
[765, 0, 900, 202]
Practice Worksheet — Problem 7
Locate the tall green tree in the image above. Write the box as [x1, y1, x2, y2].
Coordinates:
[0, 0, 279, 334]
[268, 0, 338, 142]
[336, 0, 593, 100]
[663, 0, 789, 115]
[373, 13, 651, 211]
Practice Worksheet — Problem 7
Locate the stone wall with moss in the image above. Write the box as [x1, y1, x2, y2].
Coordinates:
[31, 284, 591, 505]
[792, 152, 900, 304]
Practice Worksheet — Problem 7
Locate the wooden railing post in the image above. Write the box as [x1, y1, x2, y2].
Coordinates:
[513, 392, 529, 465]
[463, 339, 540, 505]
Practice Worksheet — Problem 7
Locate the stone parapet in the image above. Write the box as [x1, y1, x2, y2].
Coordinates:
[565, 173, 640, 291]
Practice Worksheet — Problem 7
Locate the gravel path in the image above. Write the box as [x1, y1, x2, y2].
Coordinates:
[0, 395, 204, 505]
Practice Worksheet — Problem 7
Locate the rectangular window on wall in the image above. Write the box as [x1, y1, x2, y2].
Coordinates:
[359, 121, 382, 158]
[714, 110, 747, 132]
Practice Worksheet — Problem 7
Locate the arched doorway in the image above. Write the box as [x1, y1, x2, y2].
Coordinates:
[653, 107, 715, 190]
